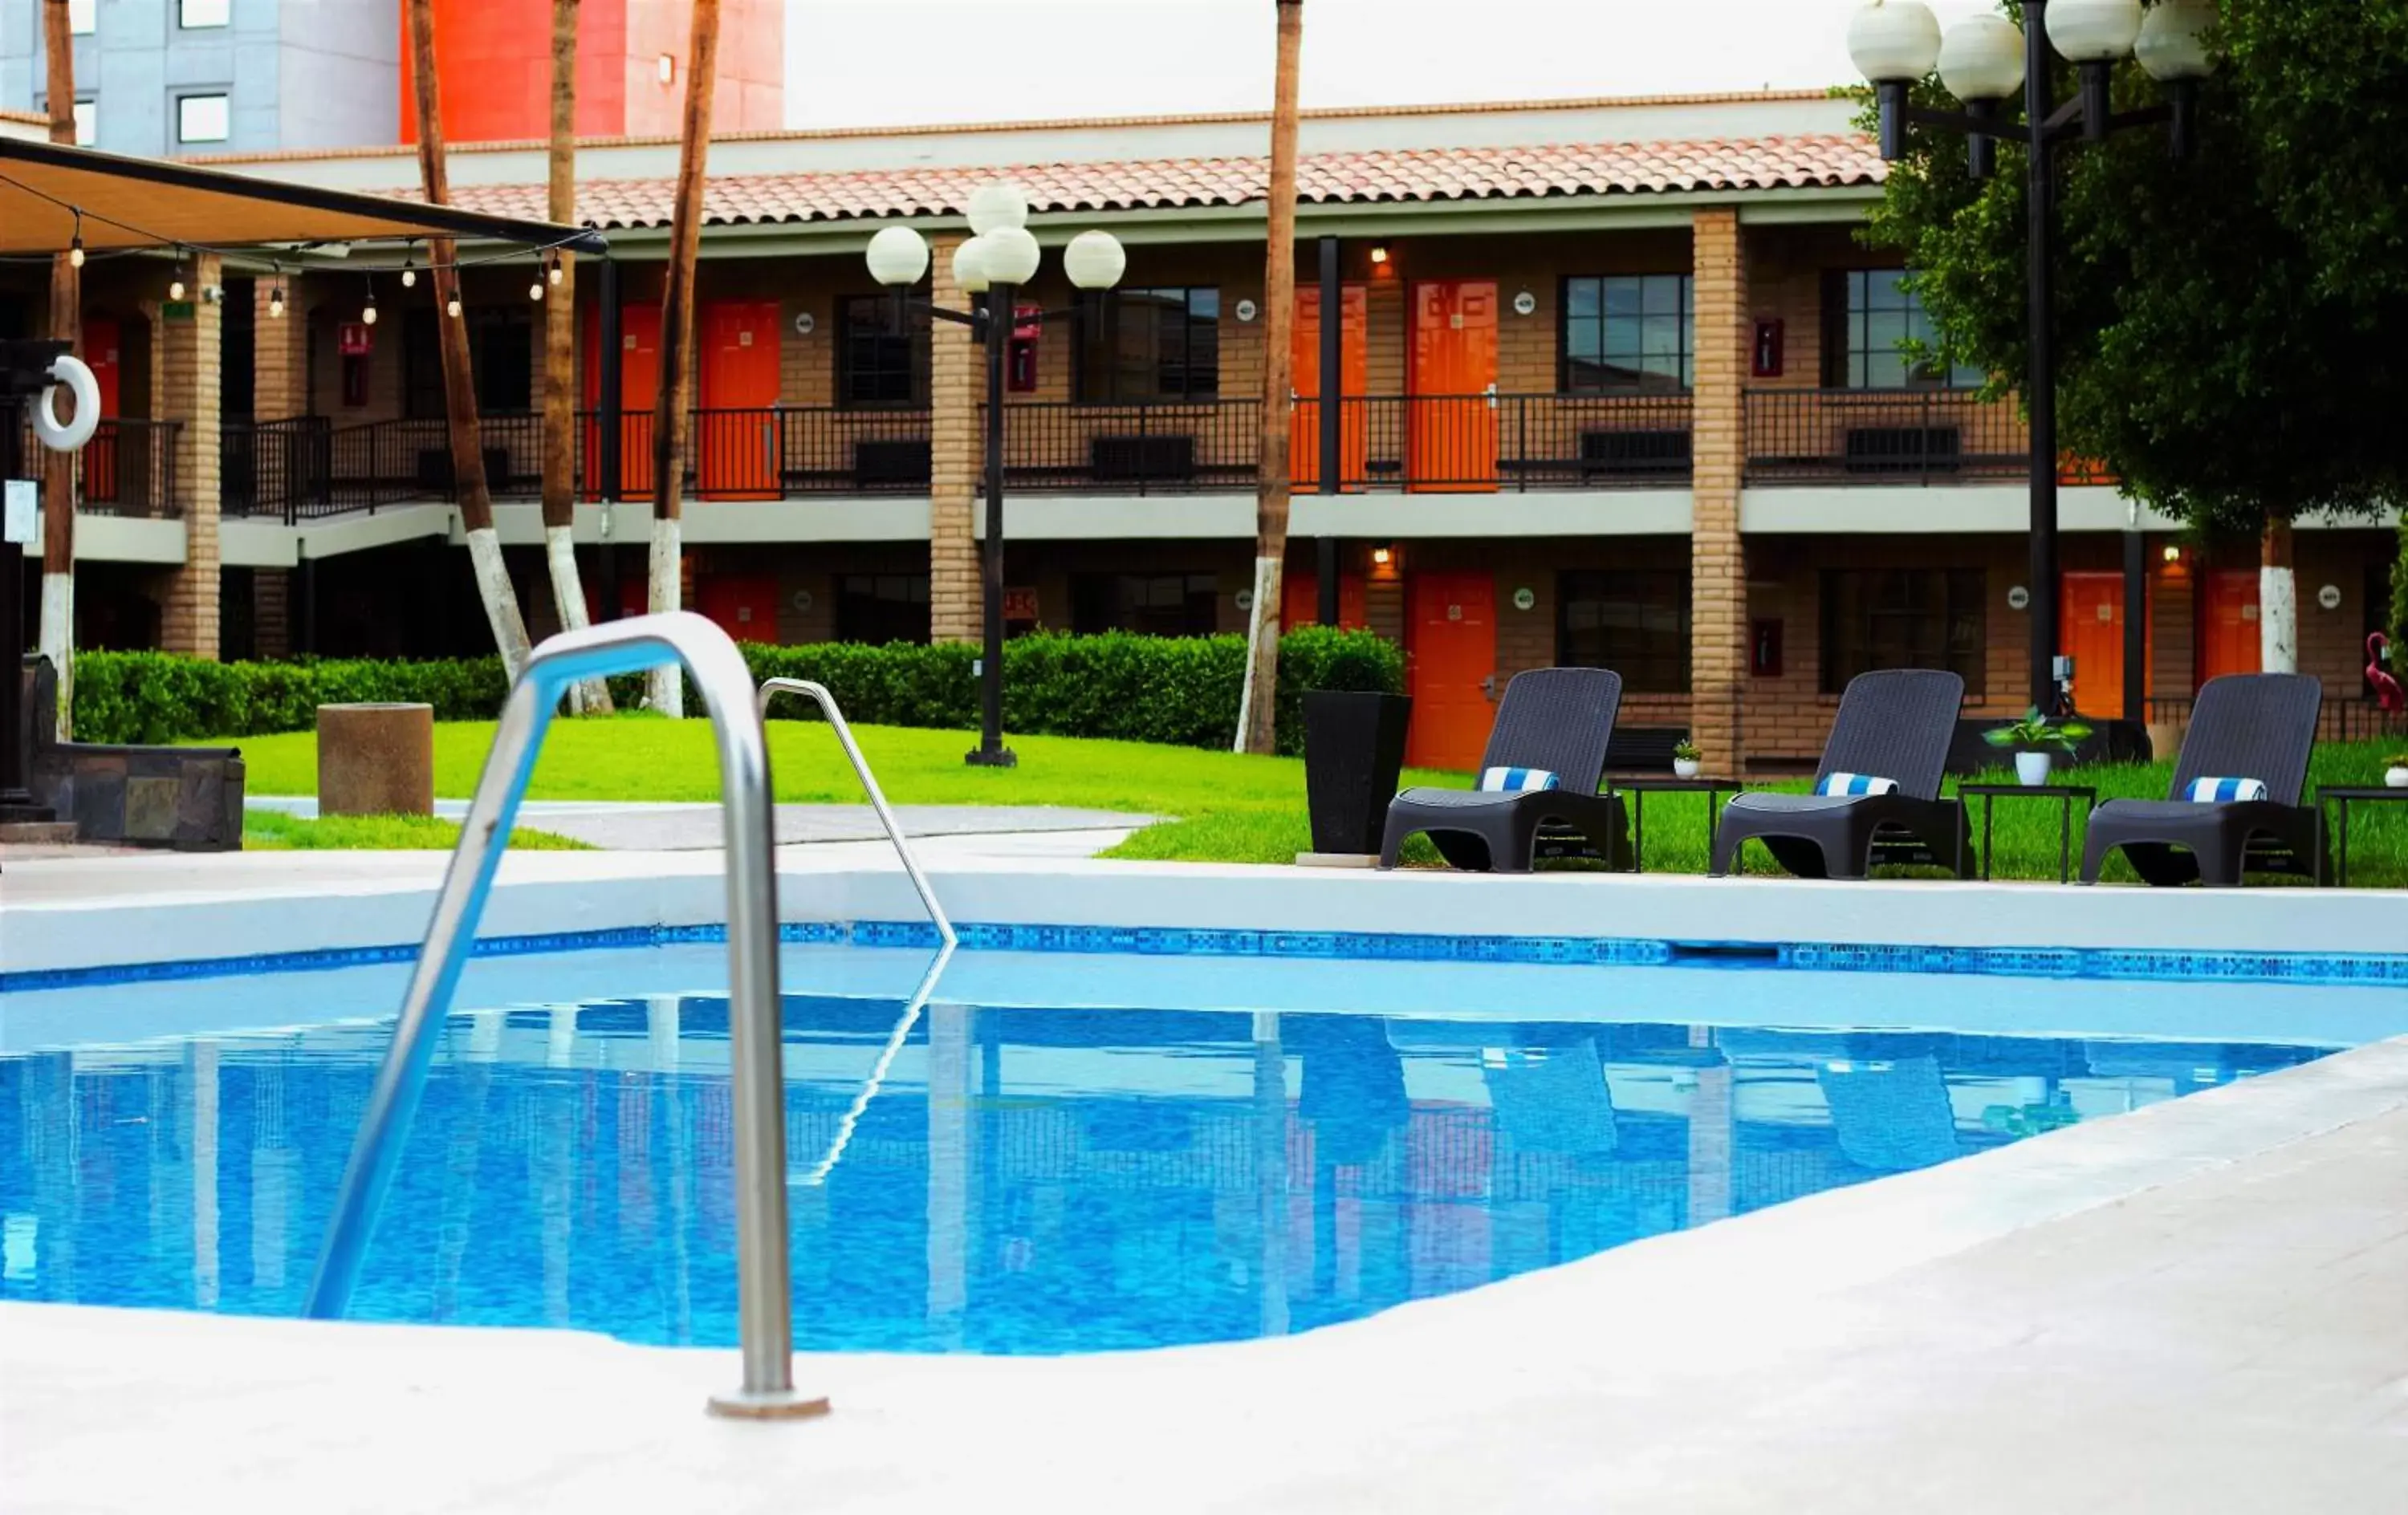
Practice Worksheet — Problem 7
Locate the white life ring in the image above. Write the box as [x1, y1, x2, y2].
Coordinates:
[30, 354, 101, 453]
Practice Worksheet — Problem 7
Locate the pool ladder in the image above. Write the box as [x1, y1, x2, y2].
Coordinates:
[303, 613, 954, 1421]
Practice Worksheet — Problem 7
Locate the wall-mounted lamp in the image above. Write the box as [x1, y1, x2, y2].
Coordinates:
[1371, 544, 1393, 566]
[2162, 544, 2182, 563]
[657, 53, 676, 86]
[1367, 246, 1389, 266]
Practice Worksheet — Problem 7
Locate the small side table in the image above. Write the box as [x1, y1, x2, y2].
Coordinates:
[2314, 786, 2408, 887]
[1609, 776, 1745, 874]
[1958, 784, 2097, 883]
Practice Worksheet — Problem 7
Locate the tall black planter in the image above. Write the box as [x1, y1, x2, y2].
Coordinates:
[1303, 690, 1412, 856]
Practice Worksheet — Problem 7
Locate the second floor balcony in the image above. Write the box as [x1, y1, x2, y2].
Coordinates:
[215, 388, 2053, 520]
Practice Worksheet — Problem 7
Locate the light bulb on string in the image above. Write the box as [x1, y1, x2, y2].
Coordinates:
[269, 283, 286, 319]
[68, 213, 84, 270]
[363, 282, 378, 326]
[168, 250, 188, 303]
[529, 278, 545, 303]
[446, 294, 462, 319]
[547, 251, 563, 287]
[401, 256, 417, 290]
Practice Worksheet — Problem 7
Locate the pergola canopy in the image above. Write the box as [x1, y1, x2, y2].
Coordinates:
[0, 136, 606, 257]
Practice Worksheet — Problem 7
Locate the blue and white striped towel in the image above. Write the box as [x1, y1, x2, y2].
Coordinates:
[2186, 776, 2268, 803]
[1816, 771, 1899, 797]
[1479, 766, 1560, 793]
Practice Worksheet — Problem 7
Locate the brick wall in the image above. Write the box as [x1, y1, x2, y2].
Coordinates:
[154, 255, 223, 658]
[1689, 209, 1748, 773]
[927, 234, 980, 643]
[253, 278, 308, 420]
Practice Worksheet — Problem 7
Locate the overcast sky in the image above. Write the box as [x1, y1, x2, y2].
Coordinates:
[782, 0, 2002, 129]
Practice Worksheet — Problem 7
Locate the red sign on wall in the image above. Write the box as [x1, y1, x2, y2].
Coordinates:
[338, 322, 374, 356]
[1003, 587, 1041, 623]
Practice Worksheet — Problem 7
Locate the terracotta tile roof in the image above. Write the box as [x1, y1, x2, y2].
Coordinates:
[421, 135, 1882, 231]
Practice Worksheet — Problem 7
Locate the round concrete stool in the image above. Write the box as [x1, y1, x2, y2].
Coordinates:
[317, 703, 436, 817]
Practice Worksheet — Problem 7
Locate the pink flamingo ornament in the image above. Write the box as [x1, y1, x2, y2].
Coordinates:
[2369, 632, 2404, 714]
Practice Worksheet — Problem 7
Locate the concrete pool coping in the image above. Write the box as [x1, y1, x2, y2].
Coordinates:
[6, 1029, 2405, 1513]
[5, 843, 2406, 981]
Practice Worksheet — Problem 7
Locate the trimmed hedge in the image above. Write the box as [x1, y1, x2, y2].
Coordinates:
[73, 628, 1401, 756]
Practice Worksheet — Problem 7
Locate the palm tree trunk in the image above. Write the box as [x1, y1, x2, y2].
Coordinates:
[645, 0, 722, 717]
[2260, 514, 2296, 675]
[406, 0, 532, 681]
[1235, 0, 1304, 756]
[39, 0, 78, 734]
[542, 0, 608, 712]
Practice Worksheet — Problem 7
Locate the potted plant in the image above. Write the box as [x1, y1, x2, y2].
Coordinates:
[1671, 735, 1702, 780]
[1982, 707, 2094, 787]
[2385, 753, 2408, 790]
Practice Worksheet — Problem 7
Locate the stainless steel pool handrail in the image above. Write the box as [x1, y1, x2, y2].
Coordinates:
[757, 676, 954, 949]
[796, 938, 954, 1188]
[302, 612, 826, 1422]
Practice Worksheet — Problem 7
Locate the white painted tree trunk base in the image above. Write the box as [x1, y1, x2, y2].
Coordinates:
[647, 516, 684, 718]
[464, 526, 533, 682]
[543, 524, 612, 714]
[1234, 554, 1283, 755]
[38, 571, 72, 741]
[2260, 565, 2298, 675]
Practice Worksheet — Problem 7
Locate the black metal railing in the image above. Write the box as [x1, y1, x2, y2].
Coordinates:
[14, 416, 182, 518]
[2148, 695, 2406, 745]
[1744, 388, 2030, 486]
[997, 392, 1695, 493]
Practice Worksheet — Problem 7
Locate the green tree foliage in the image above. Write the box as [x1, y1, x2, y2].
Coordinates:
[1863, 0, 2408, 640]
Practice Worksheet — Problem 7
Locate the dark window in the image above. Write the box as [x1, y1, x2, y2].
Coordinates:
[1821, 270, 1982, 389]
[1076, 288, 1219, 401]
[836, 295, 929, 408]
[1071, 572, 1219, 636]
[1557, 571, 1691, 693]
[404, 307, 534, 420]
[836, 573, 930, 645]
[1820, 569, 1987, 696]
[1560, 275, 1693, 392]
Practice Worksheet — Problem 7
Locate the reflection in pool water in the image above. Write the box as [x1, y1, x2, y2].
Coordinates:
[0, 993, 2332, 1354]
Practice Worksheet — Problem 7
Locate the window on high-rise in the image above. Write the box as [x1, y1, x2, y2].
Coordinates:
[176, 94, 231, 144]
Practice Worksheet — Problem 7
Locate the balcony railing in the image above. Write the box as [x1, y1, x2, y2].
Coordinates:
[1745, 388, 2029, 486]
[997, 392, 1696, 494]
[222, 408, 938, 519]
[10, 416, 183, 519]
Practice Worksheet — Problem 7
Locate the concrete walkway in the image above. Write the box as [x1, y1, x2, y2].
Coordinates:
[244, 796, 1156, 851]
[6, 1036, 2404, 1513]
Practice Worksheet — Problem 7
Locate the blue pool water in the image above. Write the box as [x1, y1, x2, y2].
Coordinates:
[0, 946, 2373, 1354]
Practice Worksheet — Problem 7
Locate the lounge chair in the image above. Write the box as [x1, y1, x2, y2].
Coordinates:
[1816, 1054, 1963, 1172]
[1709, 668, 1971, 879]
[2079, 672, 2325, 887]
[1377, 666, 1632, 872]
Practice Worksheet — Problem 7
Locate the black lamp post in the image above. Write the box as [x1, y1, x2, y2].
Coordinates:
[864, 187, 1127, 768]
[1851, 0, 2216, 717]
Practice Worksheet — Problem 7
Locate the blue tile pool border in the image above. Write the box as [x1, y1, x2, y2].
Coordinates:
[6, 918, 2406, 993]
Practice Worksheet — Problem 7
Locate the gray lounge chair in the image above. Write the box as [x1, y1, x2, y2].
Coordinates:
[1377, 667, 1632, 872]
[2079, 672, 2325, 887]
[1709, 668, 1971, 879]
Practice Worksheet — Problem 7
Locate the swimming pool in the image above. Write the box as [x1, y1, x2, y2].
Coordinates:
[2, 943, 2393, 1355]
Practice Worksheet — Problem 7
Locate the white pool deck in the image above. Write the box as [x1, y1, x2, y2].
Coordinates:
[4, 844, 2406, 1510]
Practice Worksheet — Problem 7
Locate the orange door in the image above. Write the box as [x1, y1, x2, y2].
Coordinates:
[1405, 570, 1497, 770]
[697, 300, 782, 500]
[1291, 285, 1369, 490]
[82, 316, 121, 505]
[2199, 571, 2260, 685]
[2060, 571, 2148, 714]
[697, 573, 781, 644]
[1406, 280, 1499, 493]
[1282, 571, 1368, 630]
[583, 303, 661, 500]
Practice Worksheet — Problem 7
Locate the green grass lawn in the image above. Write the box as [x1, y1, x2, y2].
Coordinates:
[242, 810, 591, 851]
[205, 716, 2406, 884]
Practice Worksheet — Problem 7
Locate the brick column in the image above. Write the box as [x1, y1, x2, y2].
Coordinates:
[926, 234, 980, 644]
[1689, 210, 1749, 773]
[253, 277, 308, 420]
[157, 254, 224, 657]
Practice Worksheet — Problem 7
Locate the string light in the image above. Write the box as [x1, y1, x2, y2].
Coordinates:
[68, 211, 84, 269]
[362, 279, 378, 327]
[529, 277, 544, 303]
[401, 252, 417, 289]
[167, 248, 188, 303]
[547, 250, 563, 286]
[446, 294, 462, 319]
[268, 282, 286, 319]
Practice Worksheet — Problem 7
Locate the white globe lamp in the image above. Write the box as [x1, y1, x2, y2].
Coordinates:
[1847, 0, 1942, 83]
[2046, 0, 2143, 63]
[865, 225, 931, 287]
[965, 181, 1030, 236]
[2135, 0, 2217, 82]
[1063, 229, 1126, 291]
[951, 234, 993, 294]
[1938, 14, 2026, 102]
[978, 225, 1041, 286]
